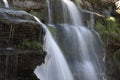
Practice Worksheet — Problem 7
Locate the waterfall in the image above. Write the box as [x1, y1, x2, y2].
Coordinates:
[34, 0, 106, 80]
[62, 0, 83, 26]
[46, 0, 52, 24]
[56, 25, 105, 80]
[34, 16, 74, 80]
[3, 0, 9, 8]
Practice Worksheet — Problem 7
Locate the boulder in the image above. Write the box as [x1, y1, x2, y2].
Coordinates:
[0, 50, 46, 80]
[0, 8, 44, 48]
[0, 8, 45, 80]
[8, 0, 45, 10]
[0, 8, 38, 26]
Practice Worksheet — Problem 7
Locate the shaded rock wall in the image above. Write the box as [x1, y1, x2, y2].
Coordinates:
[0, 50, 46, 80]
[0, 8, 45, 80]
[0, 8, 44, 49]
[0, 0, 47, 23]
[8, 0, 46, 10]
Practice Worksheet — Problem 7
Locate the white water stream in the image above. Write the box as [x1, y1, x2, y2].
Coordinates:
[34, 0, 106, 80]
[34, 16, 74, 80]
[1, 0, 106, 80]
[3, 0, 9, 8]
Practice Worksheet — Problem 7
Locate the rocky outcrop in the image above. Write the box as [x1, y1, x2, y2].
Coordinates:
[115, 0, 120, 14]
[0, 50, 46, 80]
[0, 8, 45, 80]
[0, 0, 4, 8]
[0, 0, 47, 23]
[0, 8, 36, 25]
[0, 8, 44, 48]
[8, 0, 45, 10]
[77, 0, 117, 17]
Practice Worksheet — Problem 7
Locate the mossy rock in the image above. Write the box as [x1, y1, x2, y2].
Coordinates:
[114, 49, 120, 71]
[0, 0, 4, 8]
[95, 16, 120, 46]
[0, 8, 44, 49]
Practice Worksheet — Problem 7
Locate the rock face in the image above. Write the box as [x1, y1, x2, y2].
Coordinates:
[0, 8, 45, 80]
[8, 0, 45, 10]
[78, 0, 117, 16]
[0, 8, 44, 48]
[0, 50, 46, 80]
[0, 0, 47, 23]
[0, 8, 36, 25]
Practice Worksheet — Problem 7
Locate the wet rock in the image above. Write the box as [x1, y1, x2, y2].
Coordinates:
[0, 0, 4, 8]
[0, 8, 37, 26]
[8, 0, 45, 10]
[0, 8, 44, 48]
[0, 8, 45, 80]
[0, 49, 46, 80]
[77, 0, 117, 17]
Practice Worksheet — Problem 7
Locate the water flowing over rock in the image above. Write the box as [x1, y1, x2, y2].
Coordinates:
[0, 8, 35, 25]
[34, 0, 106, 80]
[0, 8, 45, 80]
[34, 16, 74, 80]
[0, 50, 45, 80]
[3, 0, 9, 8]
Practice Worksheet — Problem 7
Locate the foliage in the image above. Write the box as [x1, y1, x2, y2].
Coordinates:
[114, 49, 120, 71]
[48, 26, 56, 37]
[95, 17, 120, 77]
[28, 10, 42, 19]
[95, 17, 120, 46]
[16, 39, 42, 50]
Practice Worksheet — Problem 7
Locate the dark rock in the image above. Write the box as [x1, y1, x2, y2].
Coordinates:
[0, 0, 4, 8]
[0, 8, 44, 48]
[0, 8, 37, 26]
[0, 8, 45, 80]
[0, 50, 46, 80]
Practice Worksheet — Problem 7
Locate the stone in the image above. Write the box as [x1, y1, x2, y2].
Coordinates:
[0, 8, 44, 48]
[0, 8, 37, 26]
[8, 0, 45, 10]
[0, 49, 46, 80]
[0, 8, 45, 80]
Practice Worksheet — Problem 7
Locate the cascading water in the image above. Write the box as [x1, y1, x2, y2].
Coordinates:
[34, 16, 74, 80]
[34, 0, 106, 80]
[3, 0, 9, 8]
[46, 0, 52, 24]
[62, 0, 83, 26]
[56, 25, 105, 80]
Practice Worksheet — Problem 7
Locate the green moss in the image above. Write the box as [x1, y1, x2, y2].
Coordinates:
[28, 10, 42, 19]
[48, 27, 56, 37]
[95, 17, 120, 45]
[16, 39, 43, 50]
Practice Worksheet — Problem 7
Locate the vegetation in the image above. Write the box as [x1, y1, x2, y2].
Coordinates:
[95, 16, 120, 80]
[114, 50, 120, 71]
[95, 17, 120, 46]
[28, 10, 45, 20]
[16, 39, 43, 50]
[48, 26, 56, 37]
